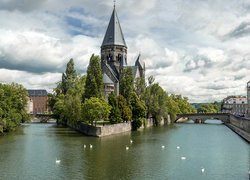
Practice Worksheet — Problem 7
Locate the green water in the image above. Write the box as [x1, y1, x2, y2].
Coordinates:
[0, 122, 249, 180]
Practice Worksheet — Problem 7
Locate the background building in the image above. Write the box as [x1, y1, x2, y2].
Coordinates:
[221, 96, 247, 115]
[247, 81, 250, 117]
[27, 89, 48, 114]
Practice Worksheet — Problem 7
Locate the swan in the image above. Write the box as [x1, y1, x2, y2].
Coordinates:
[56, 158, 61, 164]
[90, 144, 93, 149]
[83, 144, 86, 148]
[126, 146, 129, 150]
[201, 167, 205, 173]
[181, 156, 186, 160]
[176, 146, 180, 149]
[161, 145, 165, 149]
[130, 140, 133, 144]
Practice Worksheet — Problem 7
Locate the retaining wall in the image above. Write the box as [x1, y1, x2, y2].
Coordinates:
[68, 121, 131, 137]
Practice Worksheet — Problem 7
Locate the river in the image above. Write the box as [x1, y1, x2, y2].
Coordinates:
[0, 121, 249, 180]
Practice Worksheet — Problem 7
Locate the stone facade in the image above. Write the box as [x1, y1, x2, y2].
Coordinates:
[101, 6, 145, 99]
[247, 81, 250, 117]
[68, 121, 131, 137]
[221, 96, 247, 115]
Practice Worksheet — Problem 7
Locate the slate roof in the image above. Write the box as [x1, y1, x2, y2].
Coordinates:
[27, 89, 48, 96]
[103, 73, 114, 84]
[101, 6, 127, 47]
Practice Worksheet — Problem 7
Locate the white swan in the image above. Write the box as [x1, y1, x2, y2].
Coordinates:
[83, 144, 86, 148]
[126, 146, 129, 150]
[130, 140, 133, 144]
[181, 156, 186, 160]
[176, 146, 180, 149]
[56, 158, 61, 164]
[201, 167, 205, 173]
[161, 145, 165, 149]
[90, 144, 93, 149]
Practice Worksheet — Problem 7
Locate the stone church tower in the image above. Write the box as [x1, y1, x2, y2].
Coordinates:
[101, 5, 145, 99]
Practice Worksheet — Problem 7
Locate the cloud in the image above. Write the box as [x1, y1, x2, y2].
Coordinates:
[0, 0, 250, 103]
[224, 21, 250, 39]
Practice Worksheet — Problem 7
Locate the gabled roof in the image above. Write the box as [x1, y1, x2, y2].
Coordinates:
[103, 72, 114, 84]
[27, 89, 48, 96]
[101, 6, 127, 47]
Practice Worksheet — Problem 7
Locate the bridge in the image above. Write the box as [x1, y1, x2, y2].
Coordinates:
[175, 113, 230, 123]
[32, 114, 55, 123]
[175, 113, 250, 143]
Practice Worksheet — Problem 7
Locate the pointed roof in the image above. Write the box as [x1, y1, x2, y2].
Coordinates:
[102, 6, 127, 47]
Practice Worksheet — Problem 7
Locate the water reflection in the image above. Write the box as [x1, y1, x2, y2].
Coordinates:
[0, 123, 249, 180]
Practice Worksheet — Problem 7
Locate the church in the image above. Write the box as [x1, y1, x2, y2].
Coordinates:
[101, 5, 145, 99]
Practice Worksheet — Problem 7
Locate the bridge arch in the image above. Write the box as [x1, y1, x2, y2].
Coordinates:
[175, 113, 230, 124]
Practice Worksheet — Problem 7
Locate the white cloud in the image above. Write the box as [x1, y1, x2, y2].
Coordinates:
[0, 0, 250, 103]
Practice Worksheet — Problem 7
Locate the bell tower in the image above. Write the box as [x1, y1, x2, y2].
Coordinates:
[101, 5, 127, 80]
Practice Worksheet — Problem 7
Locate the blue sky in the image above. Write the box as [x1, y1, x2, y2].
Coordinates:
[0, 0, 250, 102]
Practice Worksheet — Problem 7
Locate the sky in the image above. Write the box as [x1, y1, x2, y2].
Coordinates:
[0, 0, 250, 103]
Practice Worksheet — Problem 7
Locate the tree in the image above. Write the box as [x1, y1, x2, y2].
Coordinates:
[130, 92, 146, 130]
[0, 83, 30, 133]
[64, 76, 86, 124]
[135, 77, 146, 98]
[143, 83, 168, 125]
[61, 58, 77, 95]
[117, 95, 132, 122]
[108, 92, 122, 124]
[84, 54, 103, 100]
[197, 103, 218, 113]
[120, 67, 134, 105]
[82, 97, 111, 126]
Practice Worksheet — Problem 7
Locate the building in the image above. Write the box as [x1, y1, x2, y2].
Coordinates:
[101, 5, 145, 99]
[247, 81, 250, 117]
[27, 89, 48, 114]
[221, 96, 247, 115]
[25, 97, 33, 114]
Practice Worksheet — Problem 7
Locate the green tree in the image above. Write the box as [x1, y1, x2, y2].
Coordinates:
[61, 58, 77, 95]
[143, 82, 168, 125]
[108, 92, 122, 124]
[84, 54, 103, 100]
[0, 83, 30, 133]
[117, 95, 132, 122]
[197, 103, 218, 113]
[130, 92, 146, 130]
[120, 67, 134, 105]
[64, 76, 86, 124]
[82, 97, 111, 126]
[135, 77, 146, 98]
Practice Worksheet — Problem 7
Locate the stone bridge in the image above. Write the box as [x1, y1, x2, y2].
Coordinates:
[33, 114, 55, 123]
[175, 113, 230, 123]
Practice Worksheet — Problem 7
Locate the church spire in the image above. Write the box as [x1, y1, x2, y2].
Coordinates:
[101, 5, 127, 47]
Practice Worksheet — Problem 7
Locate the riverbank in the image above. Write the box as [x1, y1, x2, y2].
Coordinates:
[225, 123, 250, 143]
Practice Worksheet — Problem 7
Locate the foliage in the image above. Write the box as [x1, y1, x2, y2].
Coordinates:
[51, 58, 86, 125]
[197, 103, 219, 113]
[134, 77, 146, 98]
[130, 92, 146, 130]
[64, 76, 86, 123]
[117, 95, 132, 122]
[82, 97, 111, 126]
[0, 83, 30, 133]
[143, 82, 168, 125]
[108, 92, 122, 124]
[61, 58, 77, 95]
[84, 54, 103, 100]
[120, 67, 134, 105]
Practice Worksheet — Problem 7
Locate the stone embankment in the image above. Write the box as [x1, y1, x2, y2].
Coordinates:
[226, 115, 250, 143]
[67, 121, 132, 137]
